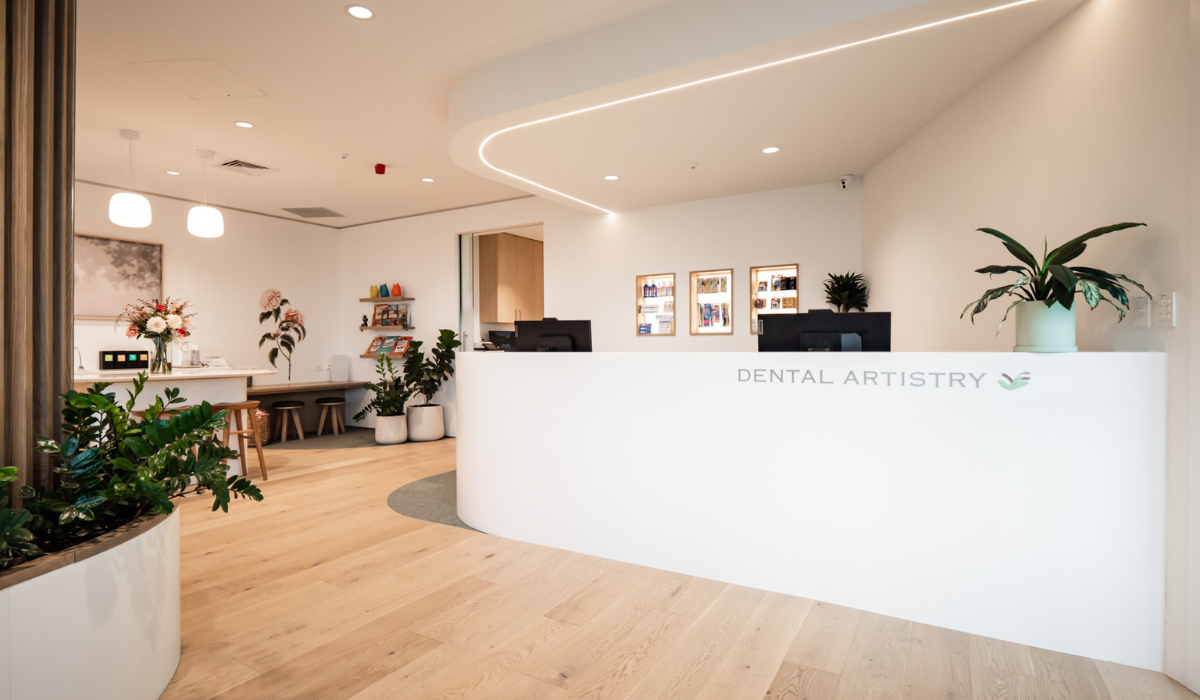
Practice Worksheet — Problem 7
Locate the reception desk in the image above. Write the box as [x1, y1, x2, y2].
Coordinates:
[456, 352, 1166, 670]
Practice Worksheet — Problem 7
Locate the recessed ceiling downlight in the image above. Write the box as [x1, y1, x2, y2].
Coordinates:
[346, 5, 373, 19]
[603, 175, 619, 181]
[421, 178, 434, 182]
[762, 146, 781, 154]
[165, 170, 180, 176]
[234, 121, 254, 129]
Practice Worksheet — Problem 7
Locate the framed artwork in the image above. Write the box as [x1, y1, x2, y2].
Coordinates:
[74, 233, 163, 320]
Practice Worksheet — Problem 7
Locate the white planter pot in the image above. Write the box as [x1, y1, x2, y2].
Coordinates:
[0, 511, 181, 700]
[1014, 301, 1077, 353]
[375, 415, 408, 445]
[408, 405, 445, 442]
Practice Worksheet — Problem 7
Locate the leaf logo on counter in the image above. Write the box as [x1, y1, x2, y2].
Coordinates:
[998, 372, 1032, 390]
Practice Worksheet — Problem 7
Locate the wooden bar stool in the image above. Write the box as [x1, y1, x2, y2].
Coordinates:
[316, 397, 346, 436]
[273, 400, 305, 442]
[213, 401, 269, 480]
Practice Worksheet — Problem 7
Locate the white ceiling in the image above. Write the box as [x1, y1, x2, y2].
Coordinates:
[474, 0, 1084, 212]
[75, 0, 680, 228]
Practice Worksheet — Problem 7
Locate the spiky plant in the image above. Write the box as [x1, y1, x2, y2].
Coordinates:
[824, 272, 869, 313]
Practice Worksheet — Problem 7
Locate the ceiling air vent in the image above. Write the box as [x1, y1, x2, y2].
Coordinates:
[216, 158, 277, 176]
[281, 207, 344, 218]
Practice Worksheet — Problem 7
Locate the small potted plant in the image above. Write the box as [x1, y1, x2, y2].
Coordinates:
[403, 329, 461, 442]
[823, 272, 869, 312]
[353, 355, 412, 445]
[961, 223, 1150, 351]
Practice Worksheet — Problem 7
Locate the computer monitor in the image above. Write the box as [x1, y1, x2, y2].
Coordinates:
[488, 330, 516, 350]
[514, 319, 593, 352]
[758, 312, 891, 352]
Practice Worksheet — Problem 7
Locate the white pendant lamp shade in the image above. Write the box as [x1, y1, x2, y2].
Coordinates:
[190, 148, 224, 238]
[187, 205, 224, 238]
[110, 129, 152, 228]
[108, 191, 152, 228]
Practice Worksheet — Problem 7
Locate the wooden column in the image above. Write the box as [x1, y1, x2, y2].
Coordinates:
[0, 0, 76, 498]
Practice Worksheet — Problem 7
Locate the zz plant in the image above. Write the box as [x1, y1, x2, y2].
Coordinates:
[962, 223, 1150, 332]
[403, 329, 462, 407]
[353, 355, 413, 421]
[0, 467, 40, 569]
[10, 375, 264, 562]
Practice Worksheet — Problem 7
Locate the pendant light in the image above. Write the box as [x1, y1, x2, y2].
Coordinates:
[108, 129, 152, 228]
[187, 149, 224, 238]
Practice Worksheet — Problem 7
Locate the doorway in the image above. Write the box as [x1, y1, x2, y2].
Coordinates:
[458, 223, 545, 351]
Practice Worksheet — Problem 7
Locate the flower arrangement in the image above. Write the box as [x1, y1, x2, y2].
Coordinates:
[258, 288, 306, 381]
[117, 297, 197, 373]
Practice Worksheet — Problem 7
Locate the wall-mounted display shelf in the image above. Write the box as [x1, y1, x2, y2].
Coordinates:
[690, 268, 733, 335]
[750, 264, 798, 333]
[636, 272, 675, 336]
[362, 334, 413, 360]
[360, 299, 413, 334]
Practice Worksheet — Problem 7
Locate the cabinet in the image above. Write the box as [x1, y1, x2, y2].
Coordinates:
[478, 232, 544, 323]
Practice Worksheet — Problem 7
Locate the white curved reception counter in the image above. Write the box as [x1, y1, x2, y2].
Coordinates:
[456, 352, 1166, 670]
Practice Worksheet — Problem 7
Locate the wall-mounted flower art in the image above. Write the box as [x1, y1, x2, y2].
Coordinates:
[258, 288, 306, 381]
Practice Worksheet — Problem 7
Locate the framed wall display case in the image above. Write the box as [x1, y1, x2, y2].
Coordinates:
[636, 272, 675, 336]
[750, 264, 799, 333]
[690, 268, 733, 335]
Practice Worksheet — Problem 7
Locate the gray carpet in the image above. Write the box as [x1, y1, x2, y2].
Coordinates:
[387, 471, 476, 531]
[265, 426, 376, 450]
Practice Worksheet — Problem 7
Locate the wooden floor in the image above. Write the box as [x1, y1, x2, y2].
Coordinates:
[165, 438, 1194, 700]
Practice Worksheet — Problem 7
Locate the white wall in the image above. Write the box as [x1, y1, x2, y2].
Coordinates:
[335, 182, 863, 434]
[74, 182, 341, 387]
[861, 0, 1195, 685]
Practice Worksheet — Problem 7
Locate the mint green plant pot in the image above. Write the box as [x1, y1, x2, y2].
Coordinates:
[1014, 301, 1077, 353]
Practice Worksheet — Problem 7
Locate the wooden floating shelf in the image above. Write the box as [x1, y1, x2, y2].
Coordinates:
[360, 326, 415, 332]
[360, 297, 416, 302]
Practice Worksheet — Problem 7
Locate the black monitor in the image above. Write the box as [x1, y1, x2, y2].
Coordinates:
[488, 330, 516, 350]
[514, 319, 593, 352]
[758, 312, 891, 352]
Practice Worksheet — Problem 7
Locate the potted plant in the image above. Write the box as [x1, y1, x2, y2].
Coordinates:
[403, 329, 462, 442]
[824, 272, 869, 312]
[961, 223, 1150, 352]
[353, 355, 413, 445]
[0, 375, 264, 700]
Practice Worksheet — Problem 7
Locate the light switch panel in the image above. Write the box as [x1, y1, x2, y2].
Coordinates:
[1153, 292, 1178, 329]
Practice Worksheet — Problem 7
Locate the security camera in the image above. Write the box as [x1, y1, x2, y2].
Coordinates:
[838, 174, 855, 189]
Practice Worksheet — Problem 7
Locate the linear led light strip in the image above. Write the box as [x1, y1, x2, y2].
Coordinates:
[478, 0, 1041, 215]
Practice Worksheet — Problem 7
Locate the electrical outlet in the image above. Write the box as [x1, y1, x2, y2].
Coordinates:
[1153, 292, 1178, 329]
[1130, 296, 1151, 329]
[314, 363, 324, 371]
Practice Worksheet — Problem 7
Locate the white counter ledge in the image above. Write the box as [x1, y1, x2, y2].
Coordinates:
[73, 367, 277, 477]
[455, 351, 1167, 671]
[73, 367, 276, 389]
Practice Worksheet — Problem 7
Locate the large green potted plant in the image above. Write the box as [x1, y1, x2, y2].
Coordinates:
[353, 355, 413, 445]
[962, 223, 1150, 352]
[403, 329, 462, 442]
[824, 272, 869, 312]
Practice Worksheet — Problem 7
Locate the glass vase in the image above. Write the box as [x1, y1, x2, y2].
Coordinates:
[150, 336, 172, 374]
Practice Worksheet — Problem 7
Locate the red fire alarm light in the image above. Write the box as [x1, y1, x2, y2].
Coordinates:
[374, 163, 386, 174]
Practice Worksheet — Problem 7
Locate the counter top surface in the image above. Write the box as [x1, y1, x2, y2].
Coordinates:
[74, 367, 276, 384]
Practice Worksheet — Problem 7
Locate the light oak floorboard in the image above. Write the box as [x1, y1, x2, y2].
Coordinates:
[903, 623, 972, 700]
[764, 662, 840, 700]
[168, 439, 1185, 700]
